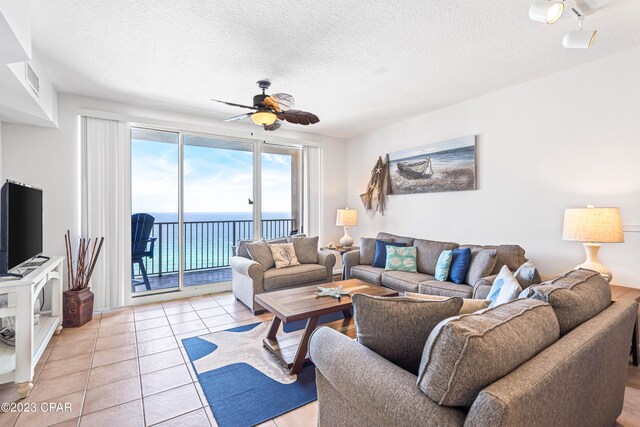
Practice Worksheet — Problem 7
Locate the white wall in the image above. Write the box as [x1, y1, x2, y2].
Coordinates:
[1, 94, 346, 274]
[347, 47, 640, 288]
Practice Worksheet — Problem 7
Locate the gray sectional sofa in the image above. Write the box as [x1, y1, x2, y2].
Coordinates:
[310, 269, 638, 426]
[343, 232, 534, 298]
[230, 236, 336, 313]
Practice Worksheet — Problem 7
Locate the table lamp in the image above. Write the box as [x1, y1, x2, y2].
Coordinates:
[562, 205, 624, 283]
[336, 208, 358, 248]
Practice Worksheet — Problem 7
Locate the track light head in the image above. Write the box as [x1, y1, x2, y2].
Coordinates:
[563, 29, 597, 49]
[529, 0, 565, 24]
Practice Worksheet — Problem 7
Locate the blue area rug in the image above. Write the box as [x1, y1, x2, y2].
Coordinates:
[182, 312, 345, 427]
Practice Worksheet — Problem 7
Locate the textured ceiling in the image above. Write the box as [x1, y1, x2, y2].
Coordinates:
[30, 0, 640, 138]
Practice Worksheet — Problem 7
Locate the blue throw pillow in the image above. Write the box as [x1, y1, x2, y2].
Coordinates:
[372, 240, 405, 268]
[435, 250, 453, 281]
[448, 248, 471, 284]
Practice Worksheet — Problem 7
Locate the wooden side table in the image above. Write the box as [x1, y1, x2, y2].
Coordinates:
[320, 246, 359, 280]
[611, 285, 640, 366]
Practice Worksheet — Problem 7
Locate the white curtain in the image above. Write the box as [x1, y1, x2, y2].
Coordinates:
[304, 145, 322, 238]
[81, 117, 131, 310]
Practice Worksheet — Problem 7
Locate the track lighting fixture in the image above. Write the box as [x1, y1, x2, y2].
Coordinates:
[529, 1, 565, 24]
[529, 0, 598, 49]
[563, 18, 597, 49]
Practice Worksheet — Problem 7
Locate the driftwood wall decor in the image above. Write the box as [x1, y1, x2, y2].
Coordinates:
[360, 155, 389, 217]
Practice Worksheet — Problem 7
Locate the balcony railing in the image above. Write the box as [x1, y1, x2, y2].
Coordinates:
[134, 218, 296, 277]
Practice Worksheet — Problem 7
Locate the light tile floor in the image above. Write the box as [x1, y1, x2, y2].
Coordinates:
[0, 290, 638, 426]
[0, 292, 315, 427]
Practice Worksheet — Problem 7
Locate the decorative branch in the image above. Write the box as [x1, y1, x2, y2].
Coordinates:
[64, 231, 105, 291]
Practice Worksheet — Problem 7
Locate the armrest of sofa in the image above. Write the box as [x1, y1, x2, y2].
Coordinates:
[230, 256, 264, 282]
[472, 274, 497, 299]
[309, 327, 466, 426]
[317, 252, 336, 281]
[342, 250, 361, 280]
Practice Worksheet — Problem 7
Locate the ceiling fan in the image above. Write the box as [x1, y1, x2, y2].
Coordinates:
[212, 80, 320, 131]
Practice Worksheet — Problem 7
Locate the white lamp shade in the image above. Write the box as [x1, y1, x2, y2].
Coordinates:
[529, 1, 565, 24]
[336, 208, 358, 227]
[562, 30, 597, 49]
[562, 207, 624, 243]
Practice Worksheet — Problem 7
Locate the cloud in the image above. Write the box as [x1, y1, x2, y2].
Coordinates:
[132, 139, 293, 214]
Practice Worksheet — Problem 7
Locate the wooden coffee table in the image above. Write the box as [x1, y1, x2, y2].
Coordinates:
[255, 278, 398, 374]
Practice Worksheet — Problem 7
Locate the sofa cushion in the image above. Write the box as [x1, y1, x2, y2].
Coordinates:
[269, 243, 300, 269]
[435, 250, 453, 281]
[385, 246, 417, 273]
[245, 240, 275, 271]
[449, 248, 472, 284]
[360, 237, 393, 266]
[351, 265, 386, 285]
[523, 269, 611, 335]
[377, 232, 415, 247]
[372, 240, 405, 268]
[268, 237, 288, 244]
[353, 294, 463, 374]
[410, 239, 458, 275]
[263, 263, 327, 291]
[461, 244, 525, 275]
[406, 292, 490, 315]
[382, 271, 434, 293]
[235, 239, 253, 258]
[465, 248, 497, 286]
[487, 265, 522, 308]
[287, 236, 319, 264]
[514, 260, 540, 288]
[417, 299, 560, 407]
[419, 280, 473, 298]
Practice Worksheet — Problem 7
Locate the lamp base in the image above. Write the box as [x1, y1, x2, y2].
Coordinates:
[574, 243, 612, 283]
[339, 227, 354, 248]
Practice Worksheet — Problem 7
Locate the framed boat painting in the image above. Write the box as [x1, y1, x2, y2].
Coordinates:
[387, 135, 477, 195]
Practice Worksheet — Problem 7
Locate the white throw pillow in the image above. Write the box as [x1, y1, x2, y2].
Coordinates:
[487, 265, 522, 308]
[269, 243, 300, 268]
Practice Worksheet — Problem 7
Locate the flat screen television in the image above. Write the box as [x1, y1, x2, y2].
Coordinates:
[0, 181, 43, 274]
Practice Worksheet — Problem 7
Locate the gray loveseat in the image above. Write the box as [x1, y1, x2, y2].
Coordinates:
[343, 232, 535, 299]
[230, 237, 336, 313]
[310, 270, 638, 426]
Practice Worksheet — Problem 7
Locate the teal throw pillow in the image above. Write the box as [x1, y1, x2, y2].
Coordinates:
[487, 265, 522, 308]
[385, 246, 417, 273]
[435, 250, 453, 281]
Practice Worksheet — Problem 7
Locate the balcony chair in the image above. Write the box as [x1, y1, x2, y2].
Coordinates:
[132, 213, 157, 291]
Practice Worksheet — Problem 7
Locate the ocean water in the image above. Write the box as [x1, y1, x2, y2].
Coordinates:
[147, 212, 291, 223]
[133, 212, 294, 277]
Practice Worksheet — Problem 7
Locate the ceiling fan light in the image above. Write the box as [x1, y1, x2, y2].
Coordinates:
[251, 111, 277, 126]
[529, 1, 565, 24]
[562, 29, 597, 48]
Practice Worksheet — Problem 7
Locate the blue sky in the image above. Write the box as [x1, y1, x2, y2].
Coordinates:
[131, 139, 292, 214]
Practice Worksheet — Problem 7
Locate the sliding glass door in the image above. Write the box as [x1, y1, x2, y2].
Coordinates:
[183, 135, 254, 287]
[131, 128, 181, 294]
[261, 144, 303, 239]
[130, 127, 304, 296]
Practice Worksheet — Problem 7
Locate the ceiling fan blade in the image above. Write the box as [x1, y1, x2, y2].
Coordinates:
[223, 112, 253, 122]
[276, 110, 320, 126]
[211, 98, 257, 110]
[269, 93, 295, 111]
[263, 120, 282, 131]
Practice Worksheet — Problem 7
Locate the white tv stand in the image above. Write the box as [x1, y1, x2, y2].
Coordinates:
[0, 256, 64, 397]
